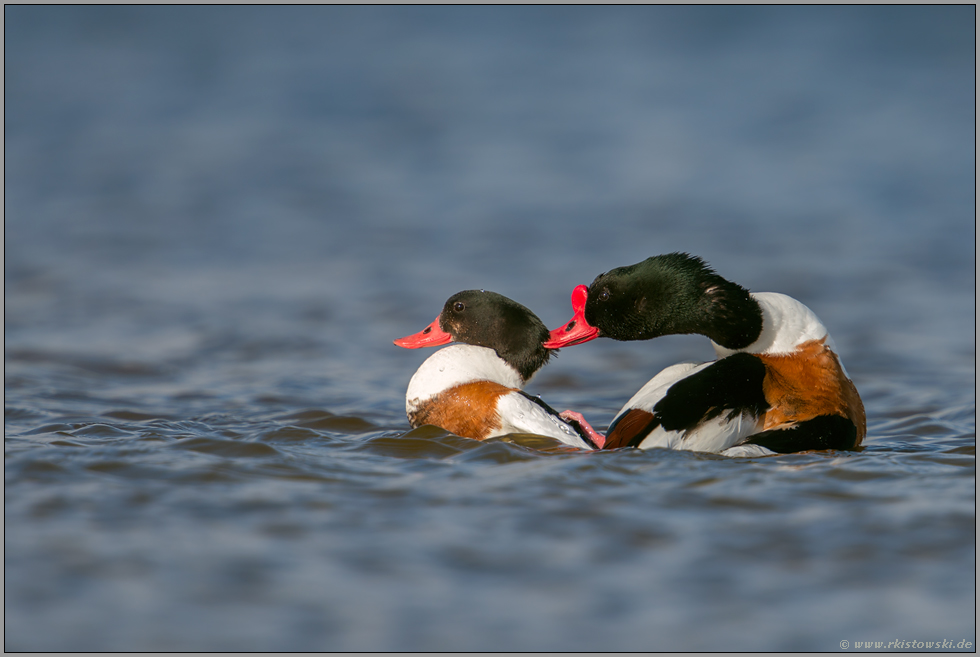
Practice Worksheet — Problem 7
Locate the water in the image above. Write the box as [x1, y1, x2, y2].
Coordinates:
[4, 6, 975, 651]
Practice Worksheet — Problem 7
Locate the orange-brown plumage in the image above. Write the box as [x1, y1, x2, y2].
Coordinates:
[604, 408, 656, 449]
[759, 338, 866, 447]
[407, 380, 516, 441]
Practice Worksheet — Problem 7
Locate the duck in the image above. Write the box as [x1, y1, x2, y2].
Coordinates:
[543, 253, 866, 456]
[394, 289, 605, 450]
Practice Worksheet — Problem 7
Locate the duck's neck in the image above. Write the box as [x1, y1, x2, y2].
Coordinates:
[406, 344, 526, 404]
[688, 278, 764, 350]
[711, 292, 832, 357]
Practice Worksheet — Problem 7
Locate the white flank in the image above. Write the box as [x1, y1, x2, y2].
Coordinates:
[720, 444, 778, 458]
[637, 411, 765, 453]
[494, 393, 594, 449]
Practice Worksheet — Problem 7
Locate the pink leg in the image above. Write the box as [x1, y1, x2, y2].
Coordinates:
[559, 410, 606, 449]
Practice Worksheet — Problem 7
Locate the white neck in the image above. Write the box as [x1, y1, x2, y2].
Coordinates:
[712, 292, 835, 357]
[405, 344, 525, 406]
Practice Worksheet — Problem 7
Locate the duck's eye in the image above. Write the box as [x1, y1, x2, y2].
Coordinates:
[453, 301, 465, 312]
[599, 289, 610, 301]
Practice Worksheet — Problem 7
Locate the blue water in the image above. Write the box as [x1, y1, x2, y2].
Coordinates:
[5, 6, 975, 651]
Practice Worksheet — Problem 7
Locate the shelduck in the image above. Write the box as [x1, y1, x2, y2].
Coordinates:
[395, 289, 604, 450]
[543, 253, 866, 456]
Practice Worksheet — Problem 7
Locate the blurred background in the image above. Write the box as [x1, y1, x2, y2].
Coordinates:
[5, 6, 975, 651]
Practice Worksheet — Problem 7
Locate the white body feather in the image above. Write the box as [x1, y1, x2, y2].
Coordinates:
[713, 293, 833, 357]
[495, 393, 593, 449]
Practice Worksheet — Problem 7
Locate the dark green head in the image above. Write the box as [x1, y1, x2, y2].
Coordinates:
[438, 289, 553, 381]
[584, 253, 763, 350]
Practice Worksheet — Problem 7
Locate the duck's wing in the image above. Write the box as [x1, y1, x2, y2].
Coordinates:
[493, 391, 596, 450]
[606, 353, 769, 453]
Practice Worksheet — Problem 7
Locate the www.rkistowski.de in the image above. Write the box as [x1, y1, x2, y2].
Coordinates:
[841, 639, 974, 650]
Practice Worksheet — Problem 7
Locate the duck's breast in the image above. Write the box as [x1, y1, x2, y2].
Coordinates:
[408, 379, 514, 440]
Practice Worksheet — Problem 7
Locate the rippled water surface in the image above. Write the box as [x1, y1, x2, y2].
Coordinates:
[5, 6, 976, 651]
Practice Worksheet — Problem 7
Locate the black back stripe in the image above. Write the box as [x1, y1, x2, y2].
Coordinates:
[652, 352, 768, 432]
[515, 390, 600, 450]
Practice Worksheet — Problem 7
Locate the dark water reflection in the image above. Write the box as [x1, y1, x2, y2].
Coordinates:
[5, 6, 975, 651]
